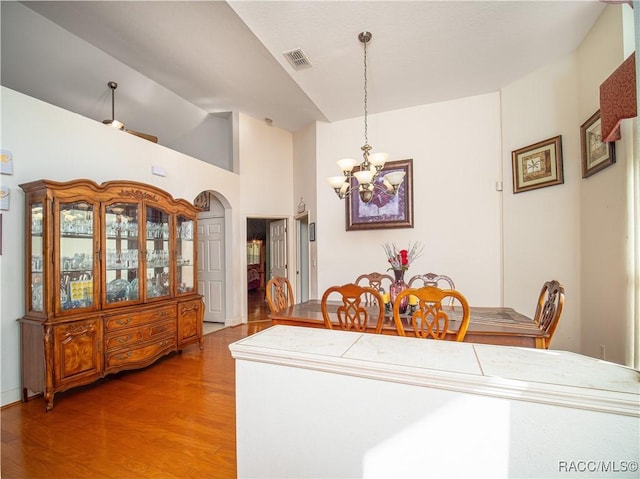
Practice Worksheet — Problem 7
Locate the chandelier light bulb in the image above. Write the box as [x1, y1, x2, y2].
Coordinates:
[337, 158, 357, 174]
[383, 171, 406, 186]
[353, 169, 375, 185]
[328, 176, 348, 189]
[369, 152, 389, 168]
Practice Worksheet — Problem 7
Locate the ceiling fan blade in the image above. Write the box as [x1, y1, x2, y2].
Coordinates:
[126, 129, 158, 143]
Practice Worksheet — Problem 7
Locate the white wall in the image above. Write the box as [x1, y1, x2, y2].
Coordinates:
[315, 93, 503, 307]
[238, 113, 294, 320]
[501, 54, 582, 354]
[501, 4, 635, 359]
[294, 122, 318, 298]
[577, 6, 634, 365]
[0, 88, 243, 406]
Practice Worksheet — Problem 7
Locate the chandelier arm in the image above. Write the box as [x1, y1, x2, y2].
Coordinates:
[335, 176, 397, 201]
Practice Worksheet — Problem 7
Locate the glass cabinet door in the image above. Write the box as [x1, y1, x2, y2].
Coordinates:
[58, 201, 96, 311]
[176, 215, 195, 294]
[104, 203, 140, 306]
[30, 203, 44, 312]
[145, 206, 171, 299]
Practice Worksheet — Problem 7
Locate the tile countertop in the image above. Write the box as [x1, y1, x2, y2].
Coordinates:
[229, 325, 640, 417]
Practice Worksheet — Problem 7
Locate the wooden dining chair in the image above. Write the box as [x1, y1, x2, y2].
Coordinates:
[408, 272, 455, 289]
[321, 283, 385, 333]
[392, 286, 471, 341]
[265, 276, 294, 314]
[533, 280, 565, 349]
[354, 272, 393, 305]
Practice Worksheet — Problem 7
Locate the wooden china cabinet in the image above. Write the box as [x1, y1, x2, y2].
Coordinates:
[19, 179, 204, 411]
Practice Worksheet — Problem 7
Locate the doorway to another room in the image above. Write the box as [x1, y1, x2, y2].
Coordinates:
[247, 217, 288, 322]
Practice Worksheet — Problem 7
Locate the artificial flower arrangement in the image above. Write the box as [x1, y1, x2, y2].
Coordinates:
[382, 241, 424, 272]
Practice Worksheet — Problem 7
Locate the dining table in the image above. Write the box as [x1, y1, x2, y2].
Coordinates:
[269, 300, 549, 348]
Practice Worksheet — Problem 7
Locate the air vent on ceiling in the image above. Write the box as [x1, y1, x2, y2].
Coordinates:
[283, 48, 312, 71]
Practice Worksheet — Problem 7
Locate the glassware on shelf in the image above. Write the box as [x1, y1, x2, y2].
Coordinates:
[32, 255, 43, 272]
[106, 278, 131, 303]
[130, 278, 139, 299]
[178, 221, 193, 240]
[32, 284, 43, 311]
[31, 210, 43, 235]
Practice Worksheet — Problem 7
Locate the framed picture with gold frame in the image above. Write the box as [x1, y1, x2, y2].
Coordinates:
[580, 110, 616, 178]
[511, 136, 564, 194]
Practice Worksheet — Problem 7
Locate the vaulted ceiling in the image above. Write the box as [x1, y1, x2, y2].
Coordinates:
[6, 1, 606, 133]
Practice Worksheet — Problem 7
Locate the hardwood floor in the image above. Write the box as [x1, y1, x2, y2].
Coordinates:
[1, 291, 272, 479]
[247, 288, 268, 322]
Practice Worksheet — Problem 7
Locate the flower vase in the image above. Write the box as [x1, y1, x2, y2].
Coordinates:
[390, 270, 409, 314]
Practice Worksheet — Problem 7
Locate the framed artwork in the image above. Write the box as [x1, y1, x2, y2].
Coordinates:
[0, 186, 9, 210]
[309, 222, 316, 242]
[580, 110, 616, 178]
[0, 150, 13, 175]
[346, 159, 414, 230]
[511, 136, 564, 194]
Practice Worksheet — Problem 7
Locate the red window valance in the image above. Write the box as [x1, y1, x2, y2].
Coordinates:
[599, 53, 637, 142]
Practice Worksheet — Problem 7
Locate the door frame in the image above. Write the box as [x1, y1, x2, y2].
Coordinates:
[294, 212, 310, 303]
[195, 190, 233, 326]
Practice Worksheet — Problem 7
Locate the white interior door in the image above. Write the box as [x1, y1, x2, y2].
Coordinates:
[198, 217, 225, 323]
[269, 219, 287, 280]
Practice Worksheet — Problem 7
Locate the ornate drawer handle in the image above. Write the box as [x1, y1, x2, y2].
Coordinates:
[116, 335, 132, 343]
[116, 317, 131, 326]
[159, 311, 169, 317]
[115, 351, 132, 360]
[157, 326, 167, 332]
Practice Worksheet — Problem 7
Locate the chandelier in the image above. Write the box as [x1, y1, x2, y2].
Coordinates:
[327, 32, 405, 204]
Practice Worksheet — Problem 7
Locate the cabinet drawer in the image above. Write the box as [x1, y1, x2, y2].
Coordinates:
[105, 336, 176, 369]
[104, 319, 176, 351]
[104, 305, 177, 332]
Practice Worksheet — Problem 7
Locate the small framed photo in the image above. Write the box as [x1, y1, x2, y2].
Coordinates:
[511, 136, 564, 194]
[580, 110, 615, 178]
[346, 159, 414, 230]
[309, 222, 316, 242]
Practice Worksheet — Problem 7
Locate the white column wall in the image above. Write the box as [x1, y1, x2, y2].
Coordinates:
[293, 123, 318, 299]
[238, 114, 295, 320]
[315, 93, 503, 307]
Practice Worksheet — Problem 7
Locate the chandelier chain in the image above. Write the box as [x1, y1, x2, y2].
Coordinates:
[327, 31, 404, 204]
[363, 35, 368, 146]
